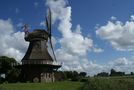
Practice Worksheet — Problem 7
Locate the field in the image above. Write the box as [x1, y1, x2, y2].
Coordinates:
[1, 76, 134, 90]
[82, 76, 134, 90]
[0, 81, 83, 90]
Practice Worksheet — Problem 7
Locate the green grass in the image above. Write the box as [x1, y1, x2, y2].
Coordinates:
[82, 76, 134, 90]
[0, 81, 83, 90]
[1, 76, 134, 90]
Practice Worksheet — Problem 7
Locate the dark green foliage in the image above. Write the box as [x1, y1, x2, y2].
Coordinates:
[55, 71, 88, 82]
[65, 71, 74, 79]
[64, 71, 80, 81]
[71, 71, 79, 81]
[79, 72, 87, 77]
[55, 71, 67, 81]
[80, 78, 88, 82]
[0, 77, 5, 83]
[130, 72, 134, 75]
[110, 69, 125, 76]
[55, 71, 80, 81]
[0, 56, 17, 74]
[6, 68, 21, 83]
[96, 72, 109, 77]
[0, 56, 20, 83]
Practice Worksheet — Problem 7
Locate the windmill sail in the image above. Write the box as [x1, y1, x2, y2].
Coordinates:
[48, 8, 51, 35]
[50, 38, 57, 62]
[45, 17, 49, 33]
[46, 8, 57, 62]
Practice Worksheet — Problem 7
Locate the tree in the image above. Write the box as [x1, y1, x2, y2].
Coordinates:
[130, 72, 134, 75]
[110, 69, 125, 76]
[6, 68, 20, 83]
[61, 71, 79, 81]
[64, 71, 73, 79]
[79, 72, 87, 77]
[55, 71, 67, 81]
[71, 71, 79, 81]
[96, 72, 109, 77]
[0, 56, 20, 83]
[0, 56, 17, 74]
[110, 69, 116, 76]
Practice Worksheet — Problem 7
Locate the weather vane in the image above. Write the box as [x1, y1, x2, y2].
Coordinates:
[22, 24, 29, 37]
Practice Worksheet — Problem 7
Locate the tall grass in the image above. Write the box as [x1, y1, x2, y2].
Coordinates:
[82, 76, 134, 90]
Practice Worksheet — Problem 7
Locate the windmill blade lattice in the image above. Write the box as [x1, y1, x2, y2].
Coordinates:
[45, 8, 57, 62]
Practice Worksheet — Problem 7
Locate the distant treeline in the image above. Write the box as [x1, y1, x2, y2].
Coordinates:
[1, 56, 134, 83]
[95, 69, 134, 77]
[55, 71, 87, 81]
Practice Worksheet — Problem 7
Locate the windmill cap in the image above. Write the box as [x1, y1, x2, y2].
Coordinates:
[25, 29, 49, 41]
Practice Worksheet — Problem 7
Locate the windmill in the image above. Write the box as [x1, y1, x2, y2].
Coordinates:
[19, 8, 61, 82]
[45, 8, 57, 62]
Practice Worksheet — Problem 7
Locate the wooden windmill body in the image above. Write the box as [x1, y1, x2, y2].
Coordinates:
[20, 9, 61, 83]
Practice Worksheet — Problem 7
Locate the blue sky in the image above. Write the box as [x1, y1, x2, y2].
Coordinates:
[70, 0, 134, 63]
[1, 0, 134, 75]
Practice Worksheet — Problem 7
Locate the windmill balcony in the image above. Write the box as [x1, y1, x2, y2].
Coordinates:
[22, 60, 53, 65]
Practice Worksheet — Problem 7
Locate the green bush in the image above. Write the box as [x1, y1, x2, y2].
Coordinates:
[80, 78, 88, 82]
[71, 76, 79, 81]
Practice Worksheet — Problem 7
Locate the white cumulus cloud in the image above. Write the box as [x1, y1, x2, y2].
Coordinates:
[110, 16, 117, 21]
[46, 0, 96, 74]
[0, 19, 28, 61]
[108, 57, 134, 74]
[93, 47, 104, 53]
[96, 16, 134, 51]
[1, 0, 133, 76]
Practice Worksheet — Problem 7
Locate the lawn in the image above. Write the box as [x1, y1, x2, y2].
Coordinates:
[0, 81, 83, 90]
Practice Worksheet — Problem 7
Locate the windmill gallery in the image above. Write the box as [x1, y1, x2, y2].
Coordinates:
[17, 9, 61, 83]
